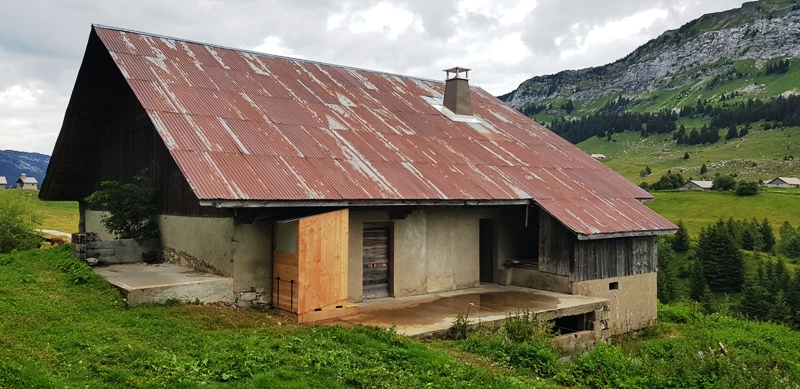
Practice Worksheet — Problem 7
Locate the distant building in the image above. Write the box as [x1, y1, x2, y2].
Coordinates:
[590, 154, 607, 160]
[16, 173, 38, 190]
[678, 180, 713, 190]
[766, 177, 800, 188]
[0, 176, 6, 189]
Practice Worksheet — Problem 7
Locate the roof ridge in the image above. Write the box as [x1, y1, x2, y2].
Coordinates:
[91, 24, 444, 85]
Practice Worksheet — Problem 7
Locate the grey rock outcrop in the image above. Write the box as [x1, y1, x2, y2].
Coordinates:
[502, 2, 800, 108]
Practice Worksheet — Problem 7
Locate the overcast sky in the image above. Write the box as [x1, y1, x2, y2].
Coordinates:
[1, 0, 747, 155]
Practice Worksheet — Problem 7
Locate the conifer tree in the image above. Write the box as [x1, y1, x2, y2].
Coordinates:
[769, 291, 794, 326]
[696, 220, 745, 292]
[657, 239, 677, 303]
[689, 260, 707, 301]
[700, 164, 708, 175]
[671, 220, 690, 252]
[759, 218, 776, 252]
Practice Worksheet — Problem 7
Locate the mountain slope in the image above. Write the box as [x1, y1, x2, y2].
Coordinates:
[500, 0, 800, 112]
[0, 150, 49, 188]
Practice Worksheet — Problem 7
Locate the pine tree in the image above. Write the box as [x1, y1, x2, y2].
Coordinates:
[696, 220, 745, 292]
[690, 260, 707, 301]
[725, 125, 738, 140]
[759, 218, 776, 252]
[683, 152, 690, 160]
[671, 220, 690, 252]
[769, 291, 794, 326]
[700, 164, 708, 175]
[657, 239, 677, 303]
[700, 284, 714, 314]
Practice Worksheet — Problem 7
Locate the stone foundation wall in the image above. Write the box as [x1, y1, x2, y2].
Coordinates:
[162, 247, 224, 276]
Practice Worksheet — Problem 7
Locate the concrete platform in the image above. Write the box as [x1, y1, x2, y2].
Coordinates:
[324, 284, 608, 337]
[93, 263, 234, 304]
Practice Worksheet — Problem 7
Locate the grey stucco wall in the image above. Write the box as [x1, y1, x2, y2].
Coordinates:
[232, 222, 273, 294]
[350, 207, 506, 301]
[85, 210, 116, 241]
[158, 215, 235, 276]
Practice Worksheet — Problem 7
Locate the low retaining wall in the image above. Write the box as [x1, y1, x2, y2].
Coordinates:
[72, 233, 159, 264]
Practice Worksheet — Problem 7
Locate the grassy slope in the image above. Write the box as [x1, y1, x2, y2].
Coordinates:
[645, 189, 800, 236]
[3, 189, 78, 234]
[3, 248, 800, 388]
[0, 247, 540, 388]
[578, 126, 800, 184]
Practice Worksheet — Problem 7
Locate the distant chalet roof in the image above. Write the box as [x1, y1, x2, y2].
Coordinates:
[44, 25, 676, 238]
[0, 176, 6, 185]
[685, 180, 713, 189]
[772, 177, 800, 186]
[18, 176, 38, 184]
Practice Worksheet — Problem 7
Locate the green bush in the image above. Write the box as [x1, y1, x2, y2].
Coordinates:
[85, 180, 159, 239]
[0, 191, 42, 253]
[736, 180, 759, 196]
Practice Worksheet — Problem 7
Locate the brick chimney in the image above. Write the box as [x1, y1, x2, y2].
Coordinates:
[443, 67, 473, 116]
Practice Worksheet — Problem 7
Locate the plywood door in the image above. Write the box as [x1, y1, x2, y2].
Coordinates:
[297, 209, 349, 314]
[362, 223, 391, 299]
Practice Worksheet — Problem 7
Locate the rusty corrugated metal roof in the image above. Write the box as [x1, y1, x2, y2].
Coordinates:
[91, 25, 675, 236]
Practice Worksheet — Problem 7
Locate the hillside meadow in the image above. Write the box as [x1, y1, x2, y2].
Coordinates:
[645, 188, 800, 236]
[578, 125, 800, 184]
[3, 247, 800, 388]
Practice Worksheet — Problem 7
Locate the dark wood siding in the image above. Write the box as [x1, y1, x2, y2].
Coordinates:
[362, 222, 391, 299]
[538, 212, 574, 276]
[539, 211, 658, 281]
[572, 236, 657, 281]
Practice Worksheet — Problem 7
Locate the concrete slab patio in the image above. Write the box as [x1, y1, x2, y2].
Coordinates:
[323, 284, 609, 337]
[93, 263, 234, 304]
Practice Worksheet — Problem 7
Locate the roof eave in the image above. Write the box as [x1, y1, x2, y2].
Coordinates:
[577, 228, 677, 241]
[199, 199, 533, 208]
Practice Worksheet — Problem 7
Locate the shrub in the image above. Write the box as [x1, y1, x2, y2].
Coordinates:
[85, 179, 159, 239]
[0, 191, 42, 253]
[712, 175, 736, 191]
[735, 180, 759, 196]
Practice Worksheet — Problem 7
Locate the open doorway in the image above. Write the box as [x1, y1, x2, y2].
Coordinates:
[479, 219, 494, 283]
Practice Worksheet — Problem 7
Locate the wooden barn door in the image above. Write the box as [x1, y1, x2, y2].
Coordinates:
[362, 223, 391, 299]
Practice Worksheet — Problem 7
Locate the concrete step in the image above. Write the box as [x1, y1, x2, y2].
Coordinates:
[93, 263, 234, 304]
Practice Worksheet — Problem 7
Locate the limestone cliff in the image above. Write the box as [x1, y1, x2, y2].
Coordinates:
[500, 1, 800, 108]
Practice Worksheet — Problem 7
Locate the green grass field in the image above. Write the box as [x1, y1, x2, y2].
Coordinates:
[645, 189, 800, 236]
[3, 247, 800, 388]
[579, 126, 800, 184]
[2, 189, 78, 235]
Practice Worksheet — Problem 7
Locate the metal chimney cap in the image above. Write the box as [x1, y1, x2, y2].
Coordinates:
[444, 67, 470, 80]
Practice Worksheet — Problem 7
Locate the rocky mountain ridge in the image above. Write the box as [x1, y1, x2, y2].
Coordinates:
[501, 1, 800, 108]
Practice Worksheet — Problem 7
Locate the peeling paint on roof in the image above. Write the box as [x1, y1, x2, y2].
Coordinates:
[90, 25, 676, 236]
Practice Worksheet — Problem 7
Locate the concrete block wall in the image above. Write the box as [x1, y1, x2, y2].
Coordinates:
[571, 273, 658, 334]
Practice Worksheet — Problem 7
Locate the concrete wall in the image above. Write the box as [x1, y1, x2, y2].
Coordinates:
[348, 207, 531, 301]
[570, 272, 657, 333]
[158, 215, 273, 294]
[158, 215, 235, 276]
[85, 210, 116, 241]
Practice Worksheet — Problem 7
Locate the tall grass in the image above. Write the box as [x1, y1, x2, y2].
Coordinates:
[0, 247, 535, 388]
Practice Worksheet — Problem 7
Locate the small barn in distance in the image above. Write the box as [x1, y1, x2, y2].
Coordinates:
[678, 180, 713, 190]
[16, 174, 38, 190]
[767, 177, 800, 188]
[41, 25, 676, 334]
[0, 176, 6, 189]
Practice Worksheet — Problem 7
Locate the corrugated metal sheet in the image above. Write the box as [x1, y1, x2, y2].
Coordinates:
[93, 25, 675, 236]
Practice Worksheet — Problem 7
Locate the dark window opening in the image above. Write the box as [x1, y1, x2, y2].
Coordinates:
[552, 312, 593, 335]
[609, 282, 619, 290]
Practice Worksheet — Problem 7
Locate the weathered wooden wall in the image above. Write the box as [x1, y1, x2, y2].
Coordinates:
[538, 211, 575, 276]
[538, 211, 658, 281]
[572, 236, 657, 281]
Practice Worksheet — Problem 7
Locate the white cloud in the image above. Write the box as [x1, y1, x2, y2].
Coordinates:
[0, 0, 749, 154]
